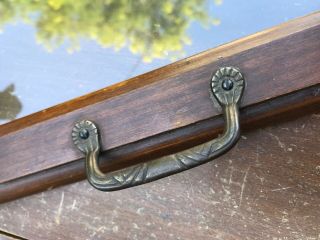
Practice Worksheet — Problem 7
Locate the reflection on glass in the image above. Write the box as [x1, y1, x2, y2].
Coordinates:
[0, 0, 220, 62]
[0, 84, 22, 121]
[0, 0, 318, 124]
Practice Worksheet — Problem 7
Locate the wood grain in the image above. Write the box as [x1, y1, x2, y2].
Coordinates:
[1, 113, 319, 240]
[0, 12, 320, 198]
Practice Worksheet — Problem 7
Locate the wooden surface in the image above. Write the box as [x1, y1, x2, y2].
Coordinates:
[1, 113, 319, 240]
[0, 12, 320, 202]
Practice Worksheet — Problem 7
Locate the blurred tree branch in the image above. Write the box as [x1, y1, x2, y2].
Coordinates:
[0, 0, 219, 62]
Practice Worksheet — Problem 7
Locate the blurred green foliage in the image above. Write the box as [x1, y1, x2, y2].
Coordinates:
[0, 0, 220, 62]
[0, 84, 21, 120]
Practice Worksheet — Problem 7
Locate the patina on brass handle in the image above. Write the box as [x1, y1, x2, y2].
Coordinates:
[72, 66, 245, 191]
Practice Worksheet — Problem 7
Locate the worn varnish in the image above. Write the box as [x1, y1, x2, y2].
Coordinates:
[1, 12, 320, 202]
[0, 113, 319, 240]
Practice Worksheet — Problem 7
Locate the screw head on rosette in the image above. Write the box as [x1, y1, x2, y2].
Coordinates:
[211, 67, 245, 106]
[72, 120, 100, 153]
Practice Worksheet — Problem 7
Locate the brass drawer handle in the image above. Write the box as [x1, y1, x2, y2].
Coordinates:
[72, 67, 245, 191]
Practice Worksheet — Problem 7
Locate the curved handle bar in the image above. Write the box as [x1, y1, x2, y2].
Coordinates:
[72, 67, 245, 191]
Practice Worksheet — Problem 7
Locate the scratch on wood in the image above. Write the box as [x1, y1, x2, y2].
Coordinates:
[267, 132, 286, 151]
[239, 166, 250, 208]
[55, 192, 64, 225]
[71, 200, 77, 210]
[40, 192, 47, 204]
[271, 187, 293, 192]
[228, 166, 234, 185]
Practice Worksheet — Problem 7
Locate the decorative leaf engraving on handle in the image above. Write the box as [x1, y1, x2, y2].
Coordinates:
[72, 67, 245, 191]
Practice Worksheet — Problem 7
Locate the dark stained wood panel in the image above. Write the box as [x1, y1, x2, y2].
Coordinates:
[0, 113, 319, 240]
